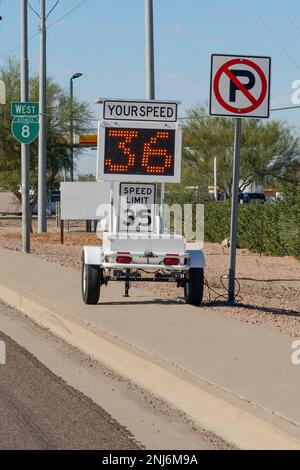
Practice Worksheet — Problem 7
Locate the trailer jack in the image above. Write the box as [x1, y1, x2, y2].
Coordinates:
[124, 277, 130, 298]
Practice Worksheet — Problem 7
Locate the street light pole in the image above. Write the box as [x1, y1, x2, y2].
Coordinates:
[145, 0, 155, 101]
[69, 73, 83, 182]
[20, 0, 30, 253]
[37, 0, 47, 233]
[69, 77, 74, 182]
[144, 0, 163, 232]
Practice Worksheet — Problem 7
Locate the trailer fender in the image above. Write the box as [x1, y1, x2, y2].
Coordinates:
[82, 246, 102, 265]
[185, 249, 205, 268]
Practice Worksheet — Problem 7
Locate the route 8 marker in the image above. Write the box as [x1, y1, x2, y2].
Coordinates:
[209, 54, 271, 304]
[11, 101, 40, 144]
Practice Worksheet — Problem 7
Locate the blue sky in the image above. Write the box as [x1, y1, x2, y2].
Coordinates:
[1, 0, 300, 174]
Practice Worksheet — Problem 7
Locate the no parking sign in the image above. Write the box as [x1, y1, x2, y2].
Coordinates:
[209, 54, 271, 118]
[209, 53, 272, 304]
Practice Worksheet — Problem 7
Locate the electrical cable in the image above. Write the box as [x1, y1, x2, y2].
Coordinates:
[246, 0, 300, 71]
[0, 0, 89, 59]
[204, 275, 242, 303]
[47, 0, 88, 28]
[46, 0, 60, 21]
[276, 0, 300, 39]
[27, 1, 40, 17]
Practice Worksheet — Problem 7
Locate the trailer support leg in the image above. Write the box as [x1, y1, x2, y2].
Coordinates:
[124, 278, 130, 297]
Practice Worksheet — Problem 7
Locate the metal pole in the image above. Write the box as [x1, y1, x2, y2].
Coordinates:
[69, 77, 74, 181]
[228, 118, 242, 304]
[144, 0, 164, 232]
[20, 0, 30, 253]
[38, 0, 47, 233]
[145, 0, 155, 100]
[214, 157, 218, 201]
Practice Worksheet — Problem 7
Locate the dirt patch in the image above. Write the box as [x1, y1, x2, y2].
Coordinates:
[0, 217, 299, 337]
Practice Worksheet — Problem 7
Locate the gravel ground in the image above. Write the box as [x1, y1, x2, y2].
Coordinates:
[0, 217, 299, 337]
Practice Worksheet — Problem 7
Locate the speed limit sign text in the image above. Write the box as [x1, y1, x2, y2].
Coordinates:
[119, 183, 156, 233]
[209, 54, 271, 118]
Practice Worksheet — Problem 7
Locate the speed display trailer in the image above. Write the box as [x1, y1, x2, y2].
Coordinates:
[82, 99, 205, 306]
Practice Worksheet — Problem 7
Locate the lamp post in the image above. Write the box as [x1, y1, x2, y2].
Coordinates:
[69, 73, 83, 181]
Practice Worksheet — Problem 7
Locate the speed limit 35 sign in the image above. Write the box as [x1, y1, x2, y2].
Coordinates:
[209, 54, 271, 118]
[119, 183, 156, 233]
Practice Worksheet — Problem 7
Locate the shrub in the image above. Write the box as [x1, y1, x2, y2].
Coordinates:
[203, 191, 300, 260]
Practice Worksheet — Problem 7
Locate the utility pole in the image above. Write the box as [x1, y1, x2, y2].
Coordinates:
[228, 118, 242, 304]
[213, 157, 218, 201]
[20, 0, 30, 253]
[38, 0, 47, 233]
[69, 77, 74, 182]
[145, 0, 155, 101]
[144, 0, 164, 231]
[69, 73, 83, 182]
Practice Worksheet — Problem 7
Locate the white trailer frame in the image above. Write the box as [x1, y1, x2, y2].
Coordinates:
[81, 101, 205, 306]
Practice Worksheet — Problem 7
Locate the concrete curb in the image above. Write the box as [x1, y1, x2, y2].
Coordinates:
[1, 282, 300, 450]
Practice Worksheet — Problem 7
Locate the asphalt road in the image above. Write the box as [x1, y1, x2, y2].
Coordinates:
[0, 330, 140, 450]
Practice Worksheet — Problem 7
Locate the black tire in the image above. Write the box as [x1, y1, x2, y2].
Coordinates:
[184, 268, 204, 306]
[81, 257, 101, 305]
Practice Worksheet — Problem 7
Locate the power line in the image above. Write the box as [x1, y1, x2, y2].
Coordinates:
[46, 0, 60, 21]
[0, 0, 88, 59]
[47, 0, 88, 28]
[27, 1, 40, 17]
[27, 0, 60, 20]
[178, 106, 300, 121]
[246, 0, 300, 71]
[276, 0, 300, 39]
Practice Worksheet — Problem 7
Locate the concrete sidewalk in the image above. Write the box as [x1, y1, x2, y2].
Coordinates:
[0, 246, 300, 449]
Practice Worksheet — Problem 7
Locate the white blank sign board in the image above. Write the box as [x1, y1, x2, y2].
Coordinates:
[60, 182, 111, 220]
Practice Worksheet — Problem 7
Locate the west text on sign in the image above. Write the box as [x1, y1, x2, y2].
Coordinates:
[11, 102, 39, 117]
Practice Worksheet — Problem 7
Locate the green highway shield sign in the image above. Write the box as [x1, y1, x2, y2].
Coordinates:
[11, 116, 39, 144]
[11, 101, 40, 144]
[11, 101, 39, 117]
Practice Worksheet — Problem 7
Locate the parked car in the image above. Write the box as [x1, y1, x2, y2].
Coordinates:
[239, 193, 266, 204]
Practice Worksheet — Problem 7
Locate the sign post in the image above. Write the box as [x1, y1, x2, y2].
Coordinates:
[209, 54, 271, 303]
[229, 117, 242, 303]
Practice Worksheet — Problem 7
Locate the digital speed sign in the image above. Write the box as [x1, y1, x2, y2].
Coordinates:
[97, 121, 182, 183]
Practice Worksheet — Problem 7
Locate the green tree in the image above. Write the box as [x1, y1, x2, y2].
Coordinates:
[0, 58, 93, 207]
[182, 105, 300, 196]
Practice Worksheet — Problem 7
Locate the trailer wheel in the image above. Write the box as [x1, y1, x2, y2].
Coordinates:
[184, 268, 204, 306]
[81, 257, 101, 305]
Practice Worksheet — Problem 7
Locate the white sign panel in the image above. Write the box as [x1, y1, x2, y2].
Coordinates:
[119, 183, 156, 232]
[97, 120, 182, 183]
[209, 54, 271, 118]
[60, 182, 111, 220]
[103, 100, 178, 122]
